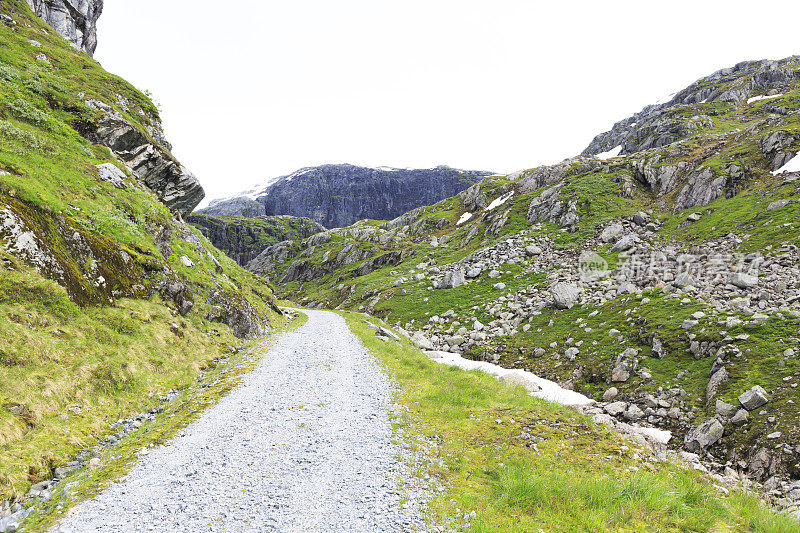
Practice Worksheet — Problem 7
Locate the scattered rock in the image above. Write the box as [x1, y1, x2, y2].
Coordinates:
[738, 386, 769, 411]
[684, 418, 724, 452]
[550, 282, 580, 309]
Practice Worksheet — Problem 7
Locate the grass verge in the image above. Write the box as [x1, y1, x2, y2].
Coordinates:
[342, 312, 800, 532]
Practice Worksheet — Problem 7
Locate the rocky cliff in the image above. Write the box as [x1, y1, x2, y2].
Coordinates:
[27, 0, 102, 56]
[201, 164, 494, 228]
[187, 214, 325, 266]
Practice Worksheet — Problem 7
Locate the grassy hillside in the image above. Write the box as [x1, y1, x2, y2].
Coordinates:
[253, 57, 800, 504]
[0, 0, 282, 501]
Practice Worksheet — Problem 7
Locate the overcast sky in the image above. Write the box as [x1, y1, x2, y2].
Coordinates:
[95, 1, 800, 206]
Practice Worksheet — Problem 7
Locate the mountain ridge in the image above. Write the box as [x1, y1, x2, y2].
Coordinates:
[200, 163, 495, 228]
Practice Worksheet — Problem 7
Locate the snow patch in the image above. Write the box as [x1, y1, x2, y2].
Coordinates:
[771, 151, 800, 175]
[595, 145, 622, 160]
[486, 192, 514, 211]
[431, 351, 593, 407]
[456, 212, 473, 225]
[747, 93, 783, 105]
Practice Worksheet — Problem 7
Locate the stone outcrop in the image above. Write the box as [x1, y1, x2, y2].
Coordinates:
[94, 113, 205, 216]
[27, 0, 103, 56]
[201, 164, 493, 228]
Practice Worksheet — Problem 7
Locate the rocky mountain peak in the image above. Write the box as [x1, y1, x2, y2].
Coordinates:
[27, 0, 103, 56]
[583, 56, 800, 158]
[202, 164, 495, 228]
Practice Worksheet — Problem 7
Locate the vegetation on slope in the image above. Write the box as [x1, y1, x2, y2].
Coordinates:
[0, 0, 282, 502]
[345, 313, 799, 531]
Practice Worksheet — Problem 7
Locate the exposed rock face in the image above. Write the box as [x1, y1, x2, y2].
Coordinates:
[187, 214, 325, 266]
[27, 0, 103, 56]
[94, 114, 205, 216]
[201, 164, 493, 228]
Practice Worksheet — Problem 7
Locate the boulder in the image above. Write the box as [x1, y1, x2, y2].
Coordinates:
[599, 223, 623, 243]
[611, 234, 637, 252]
[564, 347, 579, 361]
[730, 273, 758, 289]
[611, 348, 640, 382]
[602, 387, 619, 401]
[95, 163, 127, 189]
[738, 385, 769, 411]
[411, 333, 434, 350]
[524, 244, 542, 256]
[438, 269, 465, 289]
[604, 401, 627, 416]
[730, 409, 749, 426]
[550, 282, 580, 309]
[684, 418, 724, 452]
[672, 272, 694, 289]
[715, 399, 739, 419]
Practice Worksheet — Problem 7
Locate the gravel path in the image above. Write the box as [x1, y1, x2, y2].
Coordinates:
[52, 310, 427, 532]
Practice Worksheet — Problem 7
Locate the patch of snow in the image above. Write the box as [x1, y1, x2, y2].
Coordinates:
[486, 192, 514, 211]
[771, 151, 800, 175]
[595, 145, 622, 160]
[747, 93, 783, 105]
[432, 351, 593, 407]
[457, 212, 472, 225]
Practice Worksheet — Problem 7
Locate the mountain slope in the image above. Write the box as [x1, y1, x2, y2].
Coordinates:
[247, 55, 800, 508]
[0, 0, 281, 502]
[187, 213, 325, 266]
[201, 163, 494, 228]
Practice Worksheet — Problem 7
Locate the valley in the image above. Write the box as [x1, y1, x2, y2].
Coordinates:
[0, 0, 799, 530]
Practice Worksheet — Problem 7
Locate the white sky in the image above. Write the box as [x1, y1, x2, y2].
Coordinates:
[94, 1, 800, 207]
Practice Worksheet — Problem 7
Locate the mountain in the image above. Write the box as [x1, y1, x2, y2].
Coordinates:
[187, 213, 325, 266]
[0, 0, 281, 502]
[247, 56, 800, 501]
[200, 164, 495, 228]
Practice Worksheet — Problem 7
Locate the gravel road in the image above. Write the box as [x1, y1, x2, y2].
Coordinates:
[52, 310, 427, 532]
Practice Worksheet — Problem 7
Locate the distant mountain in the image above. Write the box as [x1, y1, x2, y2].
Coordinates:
[200, 164, 495, 228]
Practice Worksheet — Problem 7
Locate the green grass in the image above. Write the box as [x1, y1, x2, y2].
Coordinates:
[343, 312, 799, 532]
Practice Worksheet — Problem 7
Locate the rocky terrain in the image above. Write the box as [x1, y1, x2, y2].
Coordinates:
[26, 0, 102, 56]
[247, 56, 800, 516]
[187, 214, 325, 267]
[201, 164, 494, 228]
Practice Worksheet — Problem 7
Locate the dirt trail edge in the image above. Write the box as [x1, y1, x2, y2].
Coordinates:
[52, 310, 427, 532]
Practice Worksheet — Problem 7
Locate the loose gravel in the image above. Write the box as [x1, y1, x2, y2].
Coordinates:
[52, 310, 428, 532]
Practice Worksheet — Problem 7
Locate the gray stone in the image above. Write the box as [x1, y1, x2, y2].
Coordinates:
[611, 234, 637, 252]
[599, 223, 623, 243]
[564, 347, 579, 361]
[602, 387, 618, 401]
[611, 348, 639, 382]
[550, 282, 580, 309]
[95, 163, 127, 189]
[28, 0, 103, 56]
[632, 211, 650, 226]
[438, 270, 465, 289]
[465, 267, 482, 279]
[673, 272, 694, 289]
[767, 199, 793, 211]
[715, 399, 738, 419]
[624, 404, 645, 421]
[524, 244, 542, 256]
[411, 333, 433, 350]
[604, 401, 627, 416]
[738, 385, 769, 411]
[730, 273, 758, 289]
[492, 282, 506, 290]
[684, 418, 724, 452]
